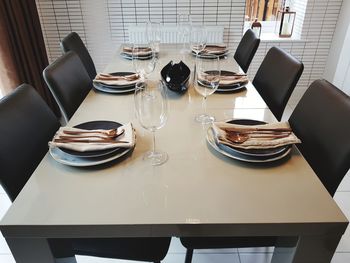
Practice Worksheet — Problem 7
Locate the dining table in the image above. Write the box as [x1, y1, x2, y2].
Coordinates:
[0, 44, 348, 263]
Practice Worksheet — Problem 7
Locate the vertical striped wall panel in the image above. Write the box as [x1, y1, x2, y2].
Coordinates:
[36, 0, 343, 100]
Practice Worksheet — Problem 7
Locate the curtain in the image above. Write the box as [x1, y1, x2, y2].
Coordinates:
[0, 0, 59, 115]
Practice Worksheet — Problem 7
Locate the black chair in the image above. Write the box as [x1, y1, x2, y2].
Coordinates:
[43, 51, 92, 123]
[0, 84, 171, 263]
[180, 80, 350, 263]
[289, 79, 350, 197]
[60, 32, 97, 80]
[234, 29, 260, 73]
[252, 46, 304, 121]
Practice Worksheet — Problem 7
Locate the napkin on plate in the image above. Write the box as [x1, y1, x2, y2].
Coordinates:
[197, 72, 248, 86]
[219, 74, 249, 86]
[121, 46, 153, 57]
[49, 122, 135, 152]
[212, 121, 301, 149]
[93, 73, 140, 86]
[201, 44, 227, 54]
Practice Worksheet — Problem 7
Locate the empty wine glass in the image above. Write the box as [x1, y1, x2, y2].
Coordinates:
[190, 25, 207, 57]
[194, 55, 221, 124]
[132, 43, 157, 80]
[146, 21, 161, 54]
[190, 25, 207, 82]
[177, 14, 192, 54]
[134, 81, 168, 165]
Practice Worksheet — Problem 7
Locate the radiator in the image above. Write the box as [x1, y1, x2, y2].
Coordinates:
[128, 25, 224, 44]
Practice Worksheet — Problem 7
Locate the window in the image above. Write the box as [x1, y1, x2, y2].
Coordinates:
[246, 0, 282, 22]
[245, 0, 298, 38]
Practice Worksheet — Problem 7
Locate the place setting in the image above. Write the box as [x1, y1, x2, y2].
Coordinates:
[207, 119, 301, 163]
[192, 44, 229, 59]
[120, 45, 155, 60]
[215, 71, 249, 93]
[48, 121, 136, 167]
[93, 72, 140, 94]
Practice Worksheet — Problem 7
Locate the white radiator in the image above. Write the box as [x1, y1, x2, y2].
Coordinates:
[128, 25, 224, 44]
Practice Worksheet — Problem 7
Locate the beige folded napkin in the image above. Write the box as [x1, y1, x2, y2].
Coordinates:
[212, 121, 301, 149]
[49, 123, 135, 152]
[122, 46, 153, 56]
[197, 73, 248, 86]
[219, 75, 249, 86]
[93, 73, 140, 86]
[202, 44, 227, 54]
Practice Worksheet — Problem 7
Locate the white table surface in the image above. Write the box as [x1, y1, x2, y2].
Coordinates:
[0, 44, 348, 263]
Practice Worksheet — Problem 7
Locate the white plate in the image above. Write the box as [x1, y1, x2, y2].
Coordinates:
[206, 128, 291, 163]
[49, 146, 132, 167]
[93, 83, 136, 94]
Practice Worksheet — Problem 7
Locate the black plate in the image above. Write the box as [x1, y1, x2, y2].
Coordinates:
[59, 121, 124, 158]
[221, 119, 290, 157]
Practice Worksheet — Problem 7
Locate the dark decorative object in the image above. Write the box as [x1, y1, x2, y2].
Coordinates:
[251, 18, 262, 37]
[161, 61, 190, 93]
[276, 6, 296, 38]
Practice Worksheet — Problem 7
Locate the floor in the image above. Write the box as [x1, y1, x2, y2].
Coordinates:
[1, 93, 349, 263]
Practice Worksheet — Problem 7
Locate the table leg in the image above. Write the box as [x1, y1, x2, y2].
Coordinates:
[5, 238, 77, 263]
[271, 234, 342, 263]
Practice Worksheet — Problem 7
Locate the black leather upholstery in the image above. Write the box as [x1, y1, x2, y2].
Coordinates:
[0, 84, 171, 262]
[289, 79, 350, 196]
[0, 84, 60, 201]
[234, 29, 260, 73]
[60, 32, 97, 80]
[252, 46, 304, 121]
[43, 51, 92, 123]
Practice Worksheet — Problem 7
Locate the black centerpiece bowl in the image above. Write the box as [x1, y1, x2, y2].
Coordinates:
[161, 60, 190, 93]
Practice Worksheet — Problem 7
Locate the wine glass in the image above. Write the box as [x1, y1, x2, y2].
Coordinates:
[146, 21, 161, 54]
[194, 55, 221, 124]
[177, 14, 192, 54]
[134, 81, 168, 166]
[190, 26, 207, 82]
[190, 25, 207, 57]
[132, 43, 157, 80]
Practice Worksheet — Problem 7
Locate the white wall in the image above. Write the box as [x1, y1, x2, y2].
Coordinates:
[324, 0, 350, 95]
[36, 0, 343, 100]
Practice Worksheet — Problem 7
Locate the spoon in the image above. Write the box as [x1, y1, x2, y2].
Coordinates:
[226, 133, 291, 144]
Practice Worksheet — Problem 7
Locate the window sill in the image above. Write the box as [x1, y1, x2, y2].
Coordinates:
[260, 33, 305, 42]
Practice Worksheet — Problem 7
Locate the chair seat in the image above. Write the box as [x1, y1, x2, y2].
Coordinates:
[180, 236, 276, 249]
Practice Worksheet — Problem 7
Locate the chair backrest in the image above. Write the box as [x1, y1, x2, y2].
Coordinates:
[0, 84, 60, 202]
[289, 79, 350, 196]
[43, 51, 92, 123]
[253, 46, 304, 121]
[60, 32, 97, 80]
[234, 29, 260, 73]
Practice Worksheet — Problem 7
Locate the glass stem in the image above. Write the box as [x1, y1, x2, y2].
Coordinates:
[193, 54, 197, 84]
[203, 96, 207, 116]
[152, 130, 156, 153]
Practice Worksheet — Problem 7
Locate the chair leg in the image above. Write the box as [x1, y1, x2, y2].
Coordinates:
[185, 248, 193, 263]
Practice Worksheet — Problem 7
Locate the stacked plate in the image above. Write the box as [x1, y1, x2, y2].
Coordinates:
[207, 119, 292, 163]
[216, 70, 248, 93]
[93, 72, 138, 94]
[49, 121, 134, 167]
[192, 45, 229, 59]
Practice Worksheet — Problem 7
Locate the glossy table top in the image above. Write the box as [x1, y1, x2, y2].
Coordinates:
[1, 45, 347, 238]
